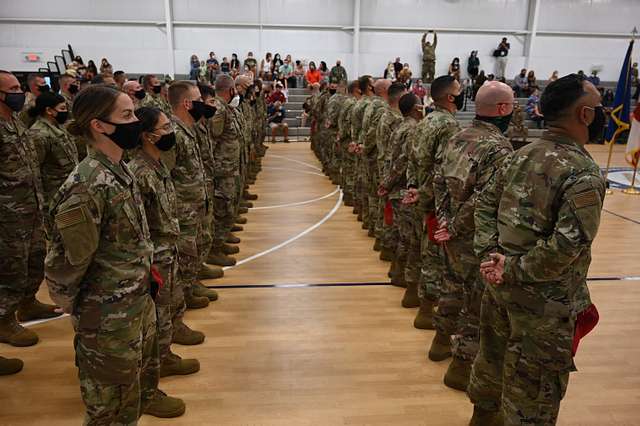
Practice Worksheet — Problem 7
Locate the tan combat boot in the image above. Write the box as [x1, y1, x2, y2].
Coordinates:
[373, 238, 382, 252]
[231, 224, 244, 232]
[244, 191, 258, 200]
[240, 201, 253, 208]
[207, 251, 236, 267]
[160, 352, 200, 378]
[192, 282, 218, 301]
[235, 216, 248, 225]
[198, 263, 224, 280]
[0, 315, 38, 347]
[16, 297, 62, 322]
[222, 243, 240, 255]
[379, 246, 394, 262]
[184, 292, 209, 310]
[143, 389, 186, 418]
[401, 280, 420, 308]
[0, 355, 24, 376]
[413, 298, 435, 330]
[172, 320, 205, 345]
[428, 331, 452, 361]
[238, 206, 249, 214]
[226, 233, 241, 244]
[444, 356, 472, 391]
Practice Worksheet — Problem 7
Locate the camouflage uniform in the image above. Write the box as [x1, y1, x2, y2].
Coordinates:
[209, 96, 241, 251]
[195, 121, 215, 265]
[0, 113, 45, 320]
[434, 119, 513, 363]
[421, 33, 437, 83]
[45, 148, 158, 425]
[29, 116, 79, 213]
[329, 65, 348, 86]
[60, 91, 74, 119]
[19, 92, 37, 128]
[408, 106, 460, 302]
[375, 107, 403, 247]
[380, 116, 418, 285]
[314, 91, 332, 168]
[325, 92, 346, 181]
[360, 97, 389, 231]
[468, 131, 605, 424]
[255, 94, 268, 156]
[128, 150, 183, 364]
[140, 93, 172, 117]
[350, 96, 373, 218]
[168, 117, 208, 300]
[337, 96, 357, 202]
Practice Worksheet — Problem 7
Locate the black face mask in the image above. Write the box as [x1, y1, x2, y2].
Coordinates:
[476, 113, 513, 134]
[152, 85, 162, 94]
[238, 94, 245, 104]
[54, 110, 69, 125]
[1, 91, 26, 112]
[68, 84, 79, 95]
[102, 120, 143, 150]
[134, 89, 146, 100]
[189, 100, 215, 120]
[453, 92, 465, 110]
[588, 106, 606, 142]
[329, 89, 337, 95]
[250, 98, 257, 106]
[154, 132, 176, 151]
[38, 84, 50, 93]
[202, 104, 216, 119]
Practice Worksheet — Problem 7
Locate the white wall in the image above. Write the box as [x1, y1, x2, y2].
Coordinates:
[0, 0, 638, 81]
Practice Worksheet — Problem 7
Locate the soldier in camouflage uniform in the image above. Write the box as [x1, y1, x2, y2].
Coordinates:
[379, 93, 423, 291]
[468, 75, 606, 425]
[0, 71, 59, 353]
[421, 31, 438, 83]
[128, 106, 201, 379]
[324, 83, 345, 183]
[58, 73, 79, 118]
[360, 79, 391, 241]
[329, 60, 348, 86]
[167, 81, 215, 314]
[350, 76, 375, 223]
[141, 74, 172, 116]
[304, 83, 321, 151]
[235, 75, 256, 218]
[208, 75, 242, 266]
[45, 86, 184, 423]
[431, 82, 514, 392]
[19, 73, 48, 128]
[254, 80, 269, 159]
[337, 81, 360, 206]
[314, 82, 332, 172]
[375, 82, 405, 260]
[404, 75, 462, 322]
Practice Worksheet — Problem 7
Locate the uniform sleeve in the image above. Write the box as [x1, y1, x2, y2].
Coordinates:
[406, 126, 422, 188]
[503, 172, 605, 283]
[383, 127, 410, 190]
[209, 106, 227, 138]
[28, 129, 48, 166]
[44, 186, 103, 312]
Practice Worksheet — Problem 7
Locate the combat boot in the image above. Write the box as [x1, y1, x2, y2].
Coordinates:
[198, 263, 224, 280]
[143, 389, 185, 418]
[352, 205, 360, 215]
[373, 238, 382, 252]
[469, 406, 502, 426]
[222, 243, 240, 255]
[235, 216, 248, 225]
[344, 194, 354, 207]
[0, 356, 24, 376]
[413, 298, 435, 330]
[226, 234, 241, 244]
[231, 224, 244, 232]
[207, 251, 236, 267]
[390, 266, 407, 288]
[401, 280, 420, 308]
[361, 220, 369, 230]
[444, 356, 472, 391]
[0, 315, 38, 347]
[241, 200, 253, 208]
[379, 247, 394, 262]
[160, 352, 200, 378]
[193, 282, 219, 301]
[367, 227, 375, 238]
[428, 331, 452, 361]
[16, 297, 62, 322]
[244, 191, 258, 200]
[172, 320, 205, 345]
[238, 206, 249, 214]
[184, 292, 209, 310]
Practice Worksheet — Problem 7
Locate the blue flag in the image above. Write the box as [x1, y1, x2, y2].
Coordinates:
[605, 40, 634, 144]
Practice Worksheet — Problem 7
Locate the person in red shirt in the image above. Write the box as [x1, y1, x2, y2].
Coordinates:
[305, 61, 322, 86]
[268, 82, 287, 105]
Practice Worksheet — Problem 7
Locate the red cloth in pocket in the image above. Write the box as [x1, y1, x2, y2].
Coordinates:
[425, 213, 439, 244]
[384, 201, 393, 225]
[572, 303, 599, 356]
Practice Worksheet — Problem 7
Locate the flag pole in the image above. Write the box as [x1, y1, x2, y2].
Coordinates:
[622, 161, 640, 194]
[604, 138, 616, 195]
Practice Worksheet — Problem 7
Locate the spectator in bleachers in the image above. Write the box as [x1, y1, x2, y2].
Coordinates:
[189, 55, 200, 80]
[271, 53, 284, 76]
[329, 60, 348, 86]
[86, 60, 98, 80]
[220, 57, 230, 74]
[198, 61, 208, 82]
[261, 52, 273, 80]
[548, 70, 559, 83]
[113, 70, 126, 89]
[244, 52, 258, 76]
[526, 88, 544, 128]
[99, 57, 113, 74]
[295, 60, 306, 88]
[384, 62, 395, 80]
[603, 89, 614, 108]
[513, 68, 528, 97]
[279, 57, 295, 88]
[393, 57, 403, 79]
[268, 101, 289, 143]
[207, 52, 219, 82]
[230, 53, 241, 74]
[319, 61, 329, 82]
[524, 70, 539, 97]
[268, 82, 287, 105]
[305, 61, 322, 86]
[494, 37, 510, 78]
[587, 70, 601, 87]
[448, 57, 461, 81]
[412, 79, 426, 102]
[472, 70, 487, 100]
[467, 51, 480, 85]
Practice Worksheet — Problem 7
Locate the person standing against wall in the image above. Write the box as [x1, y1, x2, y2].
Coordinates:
[421, 31, 438, 83]
[493, 37, 510, 79]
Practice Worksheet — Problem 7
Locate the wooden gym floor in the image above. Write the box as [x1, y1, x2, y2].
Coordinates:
[1, 143, 639, 425]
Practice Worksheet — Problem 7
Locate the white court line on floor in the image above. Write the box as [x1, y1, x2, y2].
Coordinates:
[261, 166, 326, 177]
[269, 154, 322, 171]
[252, 187, 340, 210]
